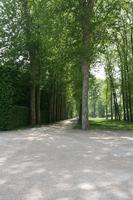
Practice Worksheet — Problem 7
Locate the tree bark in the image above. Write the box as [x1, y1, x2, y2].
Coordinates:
[110, 92, 113, 120]
[30, 85, 36, 125]
[79, 99, 82, 124]
[79, 0, 95, 130]
[22, 0, 41, 126]
[82, 61, 89, 129]
[36, 86, 41, 124]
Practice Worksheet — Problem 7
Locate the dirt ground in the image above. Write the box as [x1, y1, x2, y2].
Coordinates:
[0, 119, 133, 200]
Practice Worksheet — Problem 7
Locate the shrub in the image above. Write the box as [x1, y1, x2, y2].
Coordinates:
[12, 106, 29, 129]
[0, 67, 29, 130]
[0, 67, 15, 130]
[0, 105, 29, 130]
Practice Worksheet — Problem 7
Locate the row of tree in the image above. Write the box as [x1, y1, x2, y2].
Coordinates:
[0, 0, 132, 130]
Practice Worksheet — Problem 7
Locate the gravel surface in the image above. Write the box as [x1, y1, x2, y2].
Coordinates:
[0, 119, 133, 200]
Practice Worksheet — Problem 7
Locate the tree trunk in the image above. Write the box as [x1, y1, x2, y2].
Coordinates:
[93, 101, 96, 118]
[131, 27, 133, 56]
[121, 67, 126, 121]
[82, 61, 89, 130]
[36, 86, 41, 124]
[79, 99, 82, 124]
[22, 0, 41, 126]
[105, 83, 108, 120]
[110, 92, 113, 120]
[79, 0, 95, 130]
[30, 85, 36, 125]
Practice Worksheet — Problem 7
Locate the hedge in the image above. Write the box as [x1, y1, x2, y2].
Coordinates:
[0, 67, 29, 130]
[0, 105, 29, 131]
[0, 67, 14, 130]
[11, 106, 29, 129]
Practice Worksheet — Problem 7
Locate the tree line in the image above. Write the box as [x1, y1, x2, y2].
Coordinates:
[0, 0, 132, 130]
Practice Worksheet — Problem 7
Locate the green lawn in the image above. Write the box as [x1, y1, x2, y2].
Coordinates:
[89, 118, 133, 131]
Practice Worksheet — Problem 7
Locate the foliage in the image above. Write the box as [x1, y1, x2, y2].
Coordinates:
[75, 118, 133, 131]
[0, 0, 132, 130]
[89, 118, 133, 131]
[0, 67, 15, 130]
[0, 67, 29, 130]
[12, 106, 29, 129]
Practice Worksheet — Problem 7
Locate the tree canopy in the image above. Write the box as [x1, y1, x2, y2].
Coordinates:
[0, 0, 132, 130]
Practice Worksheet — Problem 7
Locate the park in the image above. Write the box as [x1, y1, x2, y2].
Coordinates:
[0, 0, 133, 199]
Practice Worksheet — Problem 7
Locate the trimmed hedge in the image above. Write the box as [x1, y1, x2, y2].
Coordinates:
[12, 106, 29, 129]
[41, 110, 49, 124]
[0, 105, 29, 130]
[0, 67, 15, 130]
[0, 67, 29, 130]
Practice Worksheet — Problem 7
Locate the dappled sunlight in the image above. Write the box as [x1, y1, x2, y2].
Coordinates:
[0, 179, 7, 185]
[0, 119, 133, 199]
[89, 136, 133, 141]
[25, 168, 46, 178]
[25, 186, 44, 200]
[6, 162, 32, 175]
[12, 133, 49, 142]
[57, 144, 68, 149]
[63, 174, 72, 180]
[94, 156, 103, 160]
[110, 186, 130, 199]
[78, 183, 95, 190]
[55, 198, 70, 200]
[0, 157, 7, 166]
[83, 169, 92, 173]
[121, 136, 133, 141]
[55, 183, 72, 190]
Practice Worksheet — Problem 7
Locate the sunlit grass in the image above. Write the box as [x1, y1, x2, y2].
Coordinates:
[89, 118, 133, 131]
[74, 118, 133, 130]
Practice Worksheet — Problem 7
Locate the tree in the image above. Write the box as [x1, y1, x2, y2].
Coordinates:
[78, 0, 95, 130]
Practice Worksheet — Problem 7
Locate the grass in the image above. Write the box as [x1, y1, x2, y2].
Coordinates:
[75, 118, 133, 131]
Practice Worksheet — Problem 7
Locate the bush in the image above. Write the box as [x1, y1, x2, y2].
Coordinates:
[0, 67, 29, 130]
[0, 105, 29, 130]
[12, 106, 29, 129]
[0, 67, 15, 130]
[41, 110, 49, 124]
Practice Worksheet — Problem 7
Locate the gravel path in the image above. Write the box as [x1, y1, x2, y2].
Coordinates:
[0, 119, 133, 200]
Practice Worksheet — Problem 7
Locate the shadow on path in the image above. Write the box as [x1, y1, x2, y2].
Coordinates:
[0, 119, 133, 200]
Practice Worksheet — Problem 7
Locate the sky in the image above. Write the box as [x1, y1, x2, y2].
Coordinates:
[91, 64, 106, 80]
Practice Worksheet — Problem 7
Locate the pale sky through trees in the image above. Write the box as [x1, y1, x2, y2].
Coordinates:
[91, 65, 106, 80]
